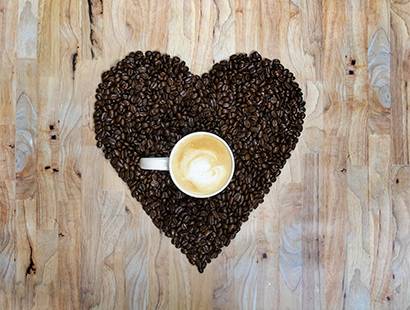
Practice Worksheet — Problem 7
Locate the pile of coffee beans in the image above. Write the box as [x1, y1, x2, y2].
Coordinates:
[93, 51, 305, 272]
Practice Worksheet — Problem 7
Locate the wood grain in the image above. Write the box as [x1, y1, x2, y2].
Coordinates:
[1, 0, 410, 309]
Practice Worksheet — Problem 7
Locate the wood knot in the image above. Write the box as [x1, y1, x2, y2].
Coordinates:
[262, 253, 268, 259]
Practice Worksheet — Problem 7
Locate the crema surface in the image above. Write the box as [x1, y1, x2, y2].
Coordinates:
[171, 134, 233, 196]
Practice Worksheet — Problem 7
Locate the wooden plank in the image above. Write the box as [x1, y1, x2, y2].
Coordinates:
[302, 154, 320, 310]
[0, 0, 18, 309]
[14, 2, 39, 307]
[320, 0, 349, 308]
[345, 165, 372, 309]
[390, 1, 410, 164]
[390, 166, 410, 307]
[14, 57, 38, 309]
[277, 183, 303, 310]
[369, 135, 393, 306]
[55, 0, 82, 308]
[345, 0, 369, 166]
[319, 138, 348, 309]
[15, 199, 35, 309]
[367, 0, 391, 136]
[0, 125, 16, 310]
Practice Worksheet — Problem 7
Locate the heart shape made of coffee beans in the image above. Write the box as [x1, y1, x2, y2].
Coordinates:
[93, 51, 305, 272]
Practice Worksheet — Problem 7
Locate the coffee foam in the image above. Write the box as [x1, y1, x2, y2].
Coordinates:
[171, 134, 233, 196]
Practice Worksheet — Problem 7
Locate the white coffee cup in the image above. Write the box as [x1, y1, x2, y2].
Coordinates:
[139, 132, 235, 198]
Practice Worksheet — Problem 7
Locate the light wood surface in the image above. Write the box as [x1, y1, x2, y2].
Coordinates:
[1, 0, 410, 309]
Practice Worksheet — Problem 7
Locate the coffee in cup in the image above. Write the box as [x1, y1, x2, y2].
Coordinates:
[170, 133, 233, 196]
[139, 132, 235, 198]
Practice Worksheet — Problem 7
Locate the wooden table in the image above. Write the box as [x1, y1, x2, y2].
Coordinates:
[1, 0, 410, 309]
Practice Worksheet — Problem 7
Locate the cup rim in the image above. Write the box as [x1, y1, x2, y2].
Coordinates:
[169, 131, 235, 198]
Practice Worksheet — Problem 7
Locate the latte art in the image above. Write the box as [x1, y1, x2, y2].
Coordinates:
[182, 150, 228, 192]
[171, 134, 233, 197]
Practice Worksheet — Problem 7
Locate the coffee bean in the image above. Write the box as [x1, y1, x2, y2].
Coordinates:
[93, 50, 305, 273]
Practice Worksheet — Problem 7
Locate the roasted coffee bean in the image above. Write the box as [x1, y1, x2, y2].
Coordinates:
[93, 50, 305, 273]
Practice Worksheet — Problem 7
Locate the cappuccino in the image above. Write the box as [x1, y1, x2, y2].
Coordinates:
[170, 133, 234, 197]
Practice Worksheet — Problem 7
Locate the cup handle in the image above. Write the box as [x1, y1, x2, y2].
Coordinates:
[139, 157, 170, 171]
